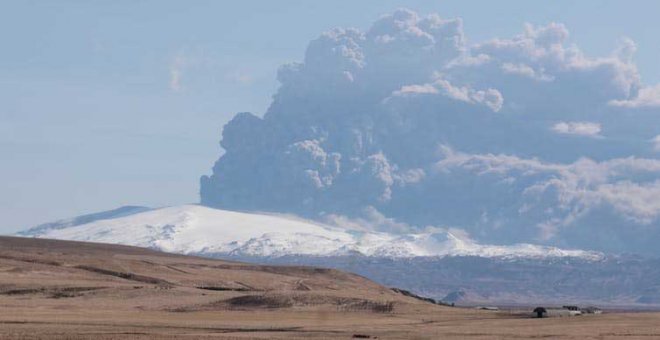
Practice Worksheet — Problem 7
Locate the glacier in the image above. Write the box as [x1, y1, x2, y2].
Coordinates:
[19, 204, 602, 260]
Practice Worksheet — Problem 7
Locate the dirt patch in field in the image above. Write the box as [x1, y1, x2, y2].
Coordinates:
[74, 265, 172, 286]
[176, 293, 396, 313]
[0, 286, 105, 298]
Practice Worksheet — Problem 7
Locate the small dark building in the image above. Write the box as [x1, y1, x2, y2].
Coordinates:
[533, 307, 547, 318]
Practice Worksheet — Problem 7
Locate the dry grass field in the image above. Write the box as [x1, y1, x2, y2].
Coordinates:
[1, 236, 660, 339]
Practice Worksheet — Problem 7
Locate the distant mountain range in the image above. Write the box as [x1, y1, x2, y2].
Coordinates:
[17, 205, 660, 308]
[18, 204, 600, 260]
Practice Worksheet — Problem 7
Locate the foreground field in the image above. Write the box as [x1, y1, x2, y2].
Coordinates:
[1, 237, 660, 339]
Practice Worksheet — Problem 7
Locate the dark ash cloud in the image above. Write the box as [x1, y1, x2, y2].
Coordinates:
[201, 9, 660, 255]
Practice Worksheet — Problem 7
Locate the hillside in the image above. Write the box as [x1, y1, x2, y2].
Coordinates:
[20, 206, 660, 306]
[3, 236, 660, 339]
[0, 236, 414, 310]
[0, 236, 443, 339]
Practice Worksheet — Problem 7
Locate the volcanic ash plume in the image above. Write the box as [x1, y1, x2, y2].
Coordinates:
[201, 9, 660, 255]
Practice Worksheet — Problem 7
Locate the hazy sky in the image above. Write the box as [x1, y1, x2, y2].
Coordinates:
[2, 0, 660, 233]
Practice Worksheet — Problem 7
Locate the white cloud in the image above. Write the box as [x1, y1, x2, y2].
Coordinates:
[551, 121, 602, 137]
[610, 84, 660, 108]
[324, 206, 416, 234]
[435, 146, 660, 241]
[500, 62, 554, 81]
[169, 54, 185, 92]
[615, 37, 637, 64]
[168, 49, 219, 92]
[433, 79, 503, 112]
[227, 70, 254, 85]
[595, 180, 660, 224]
[465, 22, 641, 111]
[652, 135, 660, 152]
[395, 84, 438, 95]
[393, 78, 504, 111]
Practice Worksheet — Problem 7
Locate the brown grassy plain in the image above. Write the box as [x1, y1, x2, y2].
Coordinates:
[1, 236, 660, 339]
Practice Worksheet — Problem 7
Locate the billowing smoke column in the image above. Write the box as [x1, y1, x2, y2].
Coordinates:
[201, 9, 660, 255]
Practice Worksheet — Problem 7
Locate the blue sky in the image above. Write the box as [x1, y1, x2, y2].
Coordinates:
[2, 0, 660, 232]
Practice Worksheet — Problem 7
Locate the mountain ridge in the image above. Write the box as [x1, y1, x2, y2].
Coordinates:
[18, 204, 602, 260]
[18, 204, 660, 307]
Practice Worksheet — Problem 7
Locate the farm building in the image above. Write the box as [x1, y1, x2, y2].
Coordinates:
[532, 306, 586, 318]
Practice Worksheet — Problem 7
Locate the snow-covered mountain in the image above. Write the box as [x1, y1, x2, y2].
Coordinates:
[26, 205, 660, 306]
[19, 204, 601, 260]
[18, 205, 152, 236]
